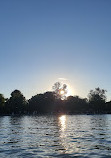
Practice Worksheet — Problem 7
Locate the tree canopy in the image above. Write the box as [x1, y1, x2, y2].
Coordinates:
[52, 82, 67, 100]
[0, 86, 111, 115]
[5, 90, 27, 114]
[88, 87, 107, 103]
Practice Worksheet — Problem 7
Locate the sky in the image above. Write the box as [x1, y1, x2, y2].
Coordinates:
[0, 0, 111, 100]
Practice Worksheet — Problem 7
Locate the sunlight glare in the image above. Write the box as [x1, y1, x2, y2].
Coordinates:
[60, 90, 65, 95]
[59, 115, 66, 132]
[66, 84, 74, 97]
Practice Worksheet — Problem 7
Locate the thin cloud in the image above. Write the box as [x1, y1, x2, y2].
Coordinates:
[58, 78, 68, 81]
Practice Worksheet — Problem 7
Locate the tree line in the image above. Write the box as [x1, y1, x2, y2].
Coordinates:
[0, 82, 111, 115]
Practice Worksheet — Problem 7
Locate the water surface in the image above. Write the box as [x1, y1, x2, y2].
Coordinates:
[0, 115, 111, 157]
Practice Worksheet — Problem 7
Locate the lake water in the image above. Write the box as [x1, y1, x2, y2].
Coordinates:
[0, 115, 111, 158]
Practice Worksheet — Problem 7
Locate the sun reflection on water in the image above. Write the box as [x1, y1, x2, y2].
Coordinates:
[58, 115, 78, 154]
[58, 115, 68, 153]
[59, 115, 67, 142]
[59, 115, 66, 132]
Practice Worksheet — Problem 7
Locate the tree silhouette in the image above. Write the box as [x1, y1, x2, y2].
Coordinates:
[88, 87, 106, 103]
[88, 87, 107, 113]
[0, 94, 5, 114]
[0, 86, 111, 115]
[52, 82, 67, 100]
[29, 91, 56, 114]
[6, 90, 27, 114]
[66, 95, 88, 114]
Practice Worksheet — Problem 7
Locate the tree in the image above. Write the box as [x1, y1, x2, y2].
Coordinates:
[52, 82, 67, 100]
[0, 94, 5, 114]
[28, 91, 56, 114]
[0, 94, 5, 106]
[88, 87, 107, 103]
[88, 87, 107, 113]
[6, 90, 27, 114]
[66, 95, 88, 114]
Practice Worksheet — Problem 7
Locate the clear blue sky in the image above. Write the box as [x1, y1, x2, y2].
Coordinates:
[0, 0, 111, 100]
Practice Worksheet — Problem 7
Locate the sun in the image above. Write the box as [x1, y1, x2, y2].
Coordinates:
[60, 90, 65, 95]
[52, 81, 74, 99]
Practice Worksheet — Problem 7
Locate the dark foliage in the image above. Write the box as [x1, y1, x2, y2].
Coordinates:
[0, 94, 5, 114]
[28, 92, 56, 114]
[5, 90, 27, 114]
[88, 88, 107, 113]
[52, 82, 67, 100]
[0, 87, 111, 115]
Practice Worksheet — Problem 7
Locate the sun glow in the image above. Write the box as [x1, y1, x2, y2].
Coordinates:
[57, 78, 74, 97]
[60, 90, 65, 95]
[59, 85, 74, 99]
[66, 84, 74, 97]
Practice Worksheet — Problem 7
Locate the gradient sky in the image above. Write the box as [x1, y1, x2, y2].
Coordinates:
[0, 0, 111, 100]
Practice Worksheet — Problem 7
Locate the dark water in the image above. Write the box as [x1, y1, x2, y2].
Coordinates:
[0, 115, 111, 158]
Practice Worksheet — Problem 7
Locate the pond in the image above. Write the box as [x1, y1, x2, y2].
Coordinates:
[0, 114, 111, 157]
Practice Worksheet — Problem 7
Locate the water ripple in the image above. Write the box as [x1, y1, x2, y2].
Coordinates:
[0, 115, 111, 157]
